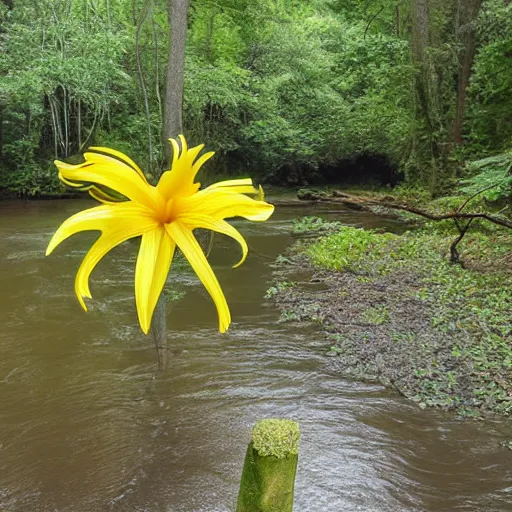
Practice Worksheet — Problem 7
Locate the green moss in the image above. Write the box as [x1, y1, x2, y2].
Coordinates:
[251, 419, 300, 459]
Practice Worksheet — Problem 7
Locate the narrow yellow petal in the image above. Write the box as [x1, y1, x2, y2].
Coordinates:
[178, 213, 248, 268]
[169, 138, 180, 168]
[206, 178, 254, 190]
[204, 182, 256, 195]
[177, 189, 275, 222]
[190, 151, 214, 176]
[46, 203, 158, 256]
[74, 218, 153, 310]
[59, 170, 125, 204]
[157, 137, 212, 198]
[55, 159, 162, 210]
[87, 146, 146, 180]
[203, 178, 265, 196]
[55, 160, 90, 171]
[166, 221, 231, 332]
[58, 171, 90, 189]
[178, 134, 188, 154]
[75, 234, 123, 311]
[83, 152, 148, 188]
[134, 227, 175, 334]
[88, 187, 123, 204]
[45, 203, 157, 310]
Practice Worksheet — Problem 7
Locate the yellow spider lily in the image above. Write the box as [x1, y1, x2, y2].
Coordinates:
[46, 135, 274, 334]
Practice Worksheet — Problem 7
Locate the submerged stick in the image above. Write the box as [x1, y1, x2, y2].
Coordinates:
[237, 419, 300, 512]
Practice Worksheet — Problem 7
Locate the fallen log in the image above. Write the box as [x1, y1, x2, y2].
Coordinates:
[297, 189, 511, 265]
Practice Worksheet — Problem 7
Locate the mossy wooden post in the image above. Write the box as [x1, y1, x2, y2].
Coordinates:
[237, 419, 300, 512]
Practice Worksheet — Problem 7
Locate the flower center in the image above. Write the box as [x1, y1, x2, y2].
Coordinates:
[158, 198, 175, 224]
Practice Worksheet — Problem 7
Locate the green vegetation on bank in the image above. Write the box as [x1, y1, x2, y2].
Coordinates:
[1, 0, 512, 196]
[272, 211, 512, 417]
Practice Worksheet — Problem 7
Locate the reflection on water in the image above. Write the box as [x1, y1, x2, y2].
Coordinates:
[0, 198, 511, 511]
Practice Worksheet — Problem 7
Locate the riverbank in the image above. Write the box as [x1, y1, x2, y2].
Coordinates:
[269, 203, 512, 418]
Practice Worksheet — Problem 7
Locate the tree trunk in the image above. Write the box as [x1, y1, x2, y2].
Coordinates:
[411, 0, 430, 110]
[134, 0, 153, 174]
[151, 0, 190, 367]
[452, 0, 483, 144]
[0, 106, 3, 160]
[411, 0, 434, 178]
[161, 0, 190, 167]
[411, 0, 444, 192]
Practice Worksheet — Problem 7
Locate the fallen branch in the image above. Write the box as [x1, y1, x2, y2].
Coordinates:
[300, 190, 512, 229]
[298, 189, 511, 266]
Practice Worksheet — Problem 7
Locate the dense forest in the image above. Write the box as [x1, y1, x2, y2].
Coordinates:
[0, 0, 511, 196]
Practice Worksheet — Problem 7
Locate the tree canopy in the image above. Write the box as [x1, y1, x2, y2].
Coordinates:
[0, 0, 511, 196]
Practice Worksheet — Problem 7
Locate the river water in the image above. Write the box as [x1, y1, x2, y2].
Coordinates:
[0, 198, 511, 512]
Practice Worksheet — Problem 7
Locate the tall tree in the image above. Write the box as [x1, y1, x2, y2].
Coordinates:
[152, 0, 190, 365]
[452, 0, 483, 144]
[411, 0, 440, 186]
[161, 0, 190, 165]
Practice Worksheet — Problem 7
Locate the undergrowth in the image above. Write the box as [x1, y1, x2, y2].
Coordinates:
[276, 215, 512, 416]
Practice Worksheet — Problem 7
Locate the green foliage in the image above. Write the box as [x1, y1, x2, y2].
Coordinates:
[361, 305, 390, 325]
[296, 220, 512, 415]
[291, 216, 342, 234]
[2, 163, 62, 197]
[264, 281, 295, 299]
[462, 150, 512, 202]
[0, 0, 134, 194]
[306, 226, 395, 271]
[467, 1, 512, 151]
[1, 0, 511, 195]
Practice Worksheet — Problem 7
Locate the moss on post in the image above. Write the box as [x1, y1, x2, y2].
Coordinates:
[237, 419, 300, 512]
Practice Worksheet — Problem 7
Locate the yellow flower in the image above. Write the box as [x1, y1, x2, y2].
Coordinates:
[46, 135, 274, 334]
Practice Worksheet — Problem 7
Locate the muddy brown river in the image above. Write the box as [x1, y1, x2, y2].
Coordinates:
[0, 198, 511, 511]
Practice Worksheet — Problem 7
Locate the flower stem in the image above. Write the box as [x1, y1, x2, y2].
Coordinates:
[151, 294, 168, 368]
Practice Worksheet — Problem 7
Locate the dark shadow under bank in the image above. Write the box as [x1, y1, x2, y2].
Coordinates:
[263, 153, 403, 188]
[0, 150, 402, 200]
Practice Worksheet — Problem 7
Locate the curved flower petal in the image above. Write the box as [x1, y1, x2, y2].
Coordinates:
[46, 203, 157, 256]
[46, 203, 158, 310]
[157, 136, 214, 198]
[62, 177, 127, 204]
[203, 178, 258, 195]
[74, 224, 154, 310]
[206, 178, 253, 189]
[178, 213, 248, 267]
[55, 157, 162, 210]
[88, 187, 125, 204]
[203, 180, 265, 201]
[177, 188, 275, 222]
[87, 147, 147, 181]
[135, 227, 175, 334]
[166, 221, 231, 333]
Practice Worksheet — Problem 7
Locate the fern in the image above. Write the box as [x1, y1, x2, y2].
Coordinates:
[461, 151, 512, 202]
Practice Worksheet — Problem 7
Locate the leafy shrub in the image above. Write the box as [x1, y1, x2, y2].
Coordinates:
[462, 151, 512, 203]
[306, 226, 396, 271]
